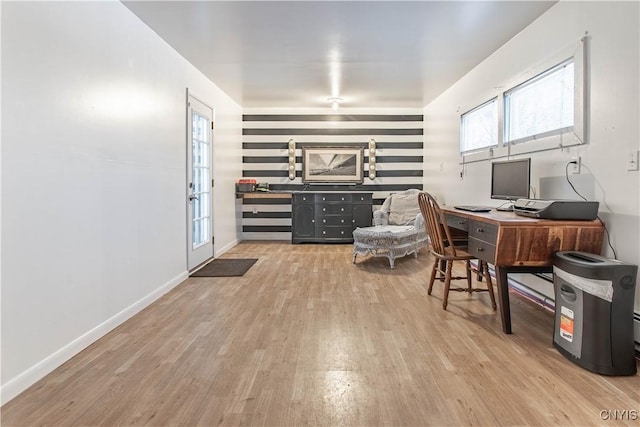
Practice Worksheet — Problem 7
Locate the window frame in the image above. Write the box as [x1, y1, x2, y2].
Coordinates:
[459, 36, 589, 164]
[503, 58, 575, 146]
[460, 97, 499, 154]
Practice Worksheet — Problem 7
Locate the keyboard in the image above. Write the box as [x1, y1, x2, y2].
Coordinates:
[453, 205, 493, 212]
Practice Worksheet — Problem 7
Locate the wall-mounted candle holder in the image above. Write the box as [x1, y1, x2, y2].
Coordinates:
[288, 139, 296, 180]
[368, 138, 376, 180]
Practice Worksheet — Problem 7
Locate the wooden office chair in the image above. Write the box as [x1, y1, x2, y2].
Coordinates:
[418, 192, 497, 310]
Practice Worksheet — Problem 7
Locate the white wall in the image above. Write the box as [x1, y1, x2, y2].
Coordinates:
[424, 2, 640, 309]
[1, 1, 242, 403]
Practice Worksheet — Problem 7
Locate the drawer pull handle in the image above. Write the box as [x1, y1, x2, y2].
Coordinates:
[323, 219, 326, 223]
[323, 197, 326, 201]
[477, 228, 484, 233]
[477, 247, 484, 252]
[341, 231, 344, 234]
[341, 219, 344, 223]
[458, 221, 465, 225]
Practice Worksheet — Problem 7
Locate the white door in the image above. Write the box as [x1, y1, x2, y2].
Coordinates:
[187, 94, 214, 270]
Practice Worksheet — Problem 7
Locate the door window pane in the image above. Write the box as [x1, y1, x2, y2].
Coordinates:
[191, 110, 211, 249]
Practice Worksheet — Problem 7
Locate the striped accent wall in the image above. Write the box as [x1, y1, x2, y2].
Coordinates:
[241, 110, 425, 240]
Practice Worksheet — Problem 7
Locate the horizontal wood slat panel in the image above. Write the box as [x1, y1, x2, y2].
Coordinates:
[242, 141, 424, 150]
[243, 128, 423, 135]
[242, 212, 291, 219]
[243, 114, 423, 122]
[243, 225, 292, 232]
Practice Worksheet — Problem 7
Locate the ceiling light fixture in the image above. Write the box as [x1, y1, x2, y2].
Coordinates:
[327, 97, 343, 111]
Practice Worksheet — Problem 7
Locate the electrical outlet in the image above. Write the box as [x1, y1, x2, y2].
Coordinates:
[628, 150, 639, 171]
[570, 157, 581, 174]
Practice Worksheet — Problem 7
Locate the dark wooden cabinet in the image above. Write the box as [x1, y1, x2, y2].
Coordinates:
[292, 192, 372, 243]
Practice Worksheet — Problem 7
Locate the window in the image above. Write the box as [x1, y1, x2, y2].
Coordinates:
[460, 98, 498, 153]
[504, 59, 574, 144]
[458, 36, 589, 162]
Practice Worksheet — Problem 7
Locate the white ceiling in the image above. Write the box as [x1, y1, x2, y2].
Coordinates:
[122, 1, 556, 108]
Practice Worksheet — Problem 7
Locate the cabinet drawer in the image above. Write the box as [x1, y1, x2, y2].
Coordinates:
[293, 193, 314, 204]
[468, 221, 498, 244]
[317, 226, 352, 239]
[316, 193, 352, 203]
[319, 216, 352, 226]
[445, 214, 468, 231]
[352, 193, 372, 203]
[469, 237, 496, 263]
[318, 204, 350, 215]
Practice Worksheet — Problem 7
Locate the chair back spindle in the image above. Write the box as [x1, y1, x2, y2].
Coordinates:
[418, 192, 458, 258]
[417, 191, 497, 311]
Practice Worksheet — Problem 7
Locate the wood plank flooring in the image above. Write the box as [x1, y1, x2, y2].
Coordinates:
[2, 242, 638, 426]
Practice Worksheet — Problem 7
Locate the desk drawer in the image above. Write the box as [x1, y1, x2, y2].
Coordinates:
[468, 221, 498, 243]
[446, 214, 468, 231]
[469, 237, 496, 263]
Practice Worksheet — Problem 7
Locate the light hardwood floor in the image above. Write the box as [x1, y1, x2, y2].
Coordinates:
[2, 242, 638, 426]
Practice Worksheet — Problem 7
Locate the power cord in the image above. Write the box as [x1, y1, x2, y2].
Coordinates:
[565, 161, 618, 259]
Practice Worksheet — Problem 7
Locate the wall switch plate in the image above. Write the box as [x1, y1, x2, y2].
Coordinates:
[571, 156, 581, 174]
[627, 150, 639, 171]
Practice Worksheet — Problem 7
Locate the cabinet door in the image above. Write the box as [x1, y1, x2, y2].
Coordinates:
[292, 204, 315, 241]
[352, 203, 372, 229]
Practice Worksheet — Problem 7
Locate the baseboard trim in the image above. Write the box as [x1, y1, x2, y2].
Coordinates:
[0, 271, 188, 405]
[215, 238, 239, 257]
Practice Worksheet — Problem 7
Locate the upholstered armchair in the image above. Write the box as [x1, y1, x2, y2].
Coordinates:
[353, 189, 429, 269]
[373, 188, 426, 229]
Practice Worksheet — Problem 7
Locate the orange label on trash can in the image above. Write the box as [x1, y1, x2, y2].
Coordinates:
[560, 306, 574, 342]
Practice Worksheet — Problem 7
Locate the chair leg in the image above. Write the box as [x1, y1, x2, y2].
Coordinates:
[442, 261, 453, 310]
[428, 260, 438, 295]
[482, 262, 497, 310]
[465, 260, 473, 293]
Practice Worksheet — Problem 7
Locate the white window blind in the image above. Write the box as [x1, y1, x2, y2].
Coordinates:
[504, 59, 574, 144]
[460, 98, 498, 153]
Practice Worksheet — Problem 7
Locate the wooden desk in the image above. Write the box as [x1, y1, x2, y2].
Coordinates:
[442, 207, 604, 334]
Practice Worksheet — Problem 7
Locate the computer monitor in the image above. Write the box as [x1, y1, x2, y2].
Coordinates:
[491, 158, 531, 208]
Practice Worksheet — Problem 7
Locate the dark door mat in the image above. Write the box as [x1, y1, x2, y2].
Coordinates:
[190, 258, 258, 277]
